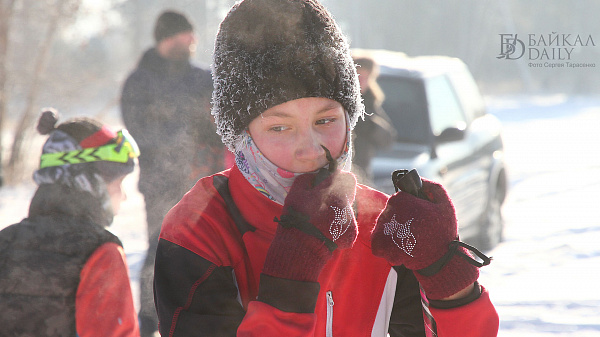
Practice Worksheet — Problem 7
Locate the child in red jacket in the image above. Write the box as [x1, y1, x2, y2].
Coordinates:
[0, 110, 140, 337]
[154, 0, 499, 336]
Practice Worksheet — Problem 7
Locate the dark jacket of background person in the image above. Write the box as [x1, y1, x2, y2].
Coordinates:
[0, 186, 123, 336]
[352, 87, 397, 183]
[121, 47, 219, 200]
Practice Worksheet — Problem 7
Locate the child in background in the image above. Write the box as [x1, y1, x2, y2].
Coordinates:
[0, 110, 141, 337]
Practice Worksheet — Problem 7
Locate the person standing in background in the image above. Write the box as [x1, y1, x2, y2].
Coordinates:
[0, 110, 140, 337]
[120, 10, 223, 337]
[352, 55, 397, 185]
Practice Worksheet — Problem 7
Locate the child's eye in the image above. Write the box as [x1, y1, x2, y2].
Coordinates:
[316, 117, 336, 125]
[269, 125, 288, 132]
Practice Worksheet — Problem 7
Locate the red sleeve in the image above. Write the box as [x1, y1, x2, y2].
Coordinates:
[430, 287, 499, 337]
[76, 242, 140, 337]
[237, 301, 316, 337]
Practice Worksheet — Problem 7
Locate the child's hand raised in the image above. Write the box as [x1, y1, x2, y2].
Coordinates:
[262, 165, 358, 283]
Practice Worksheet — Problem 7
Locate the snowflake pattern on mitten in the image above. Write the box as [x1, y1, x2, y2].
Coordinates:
[383, 215, 417, 257]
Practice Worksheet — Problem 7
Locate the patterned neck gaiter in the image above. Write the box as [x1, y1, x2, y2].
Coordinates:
[235, 117, 352, 205]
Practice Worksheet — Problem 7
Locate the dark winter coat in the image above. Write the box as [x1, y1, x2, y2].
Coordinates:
[121, 48, 220, 201]
[353, 88, 397, 182]
[0, 184, 122, 336]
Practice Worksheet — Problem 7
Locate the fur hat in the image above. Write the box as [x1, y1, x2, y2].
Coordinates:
[154, 10, 194, 43]
[211, 0, 364, 151]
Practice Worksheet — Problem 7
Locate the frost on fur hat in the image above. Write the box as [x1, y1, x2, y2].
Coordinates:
[211, 0, 364, 150]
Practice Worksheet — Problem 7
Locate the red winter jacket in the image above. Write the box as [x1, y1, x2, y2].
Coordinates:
[155, 166, 498, 336]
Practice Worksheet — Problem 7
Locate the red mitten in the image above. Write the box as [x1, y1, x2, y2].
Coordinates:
[262, 167, 358, 282]
[371, 179, 488, 300]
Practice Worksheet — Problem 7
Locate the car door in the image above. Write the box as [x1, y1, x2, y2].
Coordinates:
[424, 74, 489, 235]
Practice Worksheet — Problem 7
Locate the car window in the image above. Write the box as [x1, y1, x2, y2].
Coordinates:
[378, 75, 430, 144]
[447, 67, 486, 121]
[425, 75, 466, 136]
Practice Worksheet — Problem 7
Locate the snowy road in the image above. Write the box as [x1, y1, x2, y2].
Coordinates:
[1, 95, 599, 335]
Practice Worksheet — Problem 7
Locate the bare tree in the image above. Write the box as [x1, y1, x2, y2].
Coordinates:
[4, 0, 82, 184]
[0, 0, 19, 186]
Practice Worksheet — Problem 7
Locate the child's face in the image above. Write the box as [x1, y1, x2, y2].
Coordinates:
[248, 97, 347, 173]
[107, 176, 127, 214]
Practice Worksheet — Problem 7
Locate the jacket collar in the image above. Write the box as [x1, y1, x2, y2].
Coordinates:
[228, 165, 281, 236]
[28, 184, 113, 227]
[137, 48, 192, 77]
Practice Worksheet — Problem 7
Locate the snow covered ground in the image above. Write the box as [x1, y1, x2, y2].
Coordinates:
[480, 95, 600, 336]
[1, 95, 599, 335]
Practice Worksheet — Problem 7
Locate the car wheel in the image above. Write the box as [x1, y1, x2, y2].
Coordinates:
[477, 193, 504, 251]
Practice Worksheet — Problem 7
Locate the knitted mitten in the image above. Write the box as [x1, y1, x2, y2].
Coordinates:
[263, 167, 358, 282]
[371, 179, 485, 300]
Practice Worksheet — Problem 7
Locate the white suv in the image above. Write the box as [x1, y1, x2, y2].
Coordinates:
[356, 49, 507, 250]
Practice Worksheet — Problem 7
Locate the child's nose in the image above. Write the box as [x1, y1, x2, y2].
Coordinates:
[295, 129, 324, 161]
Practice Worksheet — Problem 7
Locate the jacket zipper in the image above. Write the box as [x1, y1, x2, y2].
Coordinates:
[326, 291, 334, 337]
